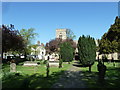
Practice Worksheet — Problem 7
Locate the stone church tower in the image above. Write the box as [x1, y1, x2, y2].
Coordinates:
[56, 29, 67, 40]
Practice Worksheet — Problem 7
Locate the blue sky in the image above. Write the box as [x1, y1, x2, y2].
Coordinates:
[2, 2, 118, 44]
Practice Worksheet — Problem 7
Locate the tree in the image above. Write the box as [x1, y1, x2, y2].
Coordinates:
[20, 28, 38, 45]
[59, 59, 63, 68]
[66, 29, 76, 40]
[78, 35, 96, 72]
[45, 43, 50, 54]
[104, 16, 120, 42]
[60, 42, 74, 63]
[99, 16, 120, 59]
[45, 38, 77, 55]
[20, 28, 38, 58]
[62, 38, 77, 49]
[2, 24, 25, 54]
[99, 39, 112, 54]
[118, 40, 120, 53]
[45, 38, 62, 54]
[45, 29, 77, 54]
[31, 44, 38, 58]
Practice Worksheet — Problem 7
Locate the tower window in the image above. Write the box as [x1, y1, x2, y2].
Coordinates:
[59, 35, 62, 39]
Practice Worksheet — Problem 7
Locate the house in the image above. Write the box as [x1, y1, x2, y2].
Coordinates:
[31, 41, 46, 60]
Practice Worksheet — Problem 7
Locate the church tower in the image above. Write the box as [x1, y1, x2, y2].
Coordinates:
[56, 29, 67, 40]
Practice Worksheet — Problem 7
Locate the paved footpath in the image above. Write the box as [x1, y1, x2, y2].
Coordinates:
[51, 61, 87, 88]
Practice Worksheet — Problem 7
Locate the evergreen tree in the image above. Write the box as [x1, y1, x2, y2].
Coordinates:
[99, 16, 120, 55]
[60, 42, 74, 63]
[78, 35, 96, 72]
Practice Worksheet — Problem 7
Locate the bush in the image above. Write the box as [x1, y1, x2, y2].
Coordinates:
[2, 72, 16, 80]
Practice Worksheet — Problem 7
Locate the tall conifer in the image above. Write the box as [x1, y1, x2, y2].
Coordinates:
[78, 35, 96, 72]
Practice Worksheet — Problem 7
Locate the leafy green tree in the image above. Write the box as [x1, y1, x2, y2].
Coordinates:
[20, 28, 38, 58]
[60, 42, 74, 63]
[20, 28, 38, 45]
[31, 44, 38, 58]
[78, 35, 96, 72]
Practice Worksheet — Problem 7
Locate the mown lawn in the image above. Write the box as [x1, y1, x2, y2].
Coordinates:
[2, 61, 72, 89]
[78, 61, 120, 88]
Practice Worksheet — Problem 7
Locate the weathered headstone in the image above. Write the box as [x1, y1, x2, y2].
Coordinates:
[10, 62, 16, 72]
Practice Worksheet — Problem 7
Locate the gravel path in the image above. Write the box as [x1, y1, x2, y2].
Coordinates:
[51, 61, 87, 88]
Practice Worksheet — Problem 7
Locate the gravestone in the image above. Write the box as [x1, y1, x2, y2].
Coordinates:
[49, 58, 55, 61]
[49, 60, 59, 67]
[23, 61, 38, 66]
[20, 56, 25, 58]
[10, 63, 16, 72]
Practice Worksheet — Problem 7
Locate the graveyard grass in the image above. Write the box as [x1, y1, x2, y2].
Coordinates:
[79, 61, 120, 88]
[2, 61, 120, 88]
[2, 61, 72, 88]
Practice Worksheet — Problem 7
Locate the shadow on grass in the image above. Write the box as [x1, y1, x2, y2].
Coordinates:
[72, 64, 84, 67]
[72, 60, 83, 67]
[76, 70, 120, 88]
[73, 62, 120, 88]
[72, 60, 94, 67]
[2, 70, 65, 89]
